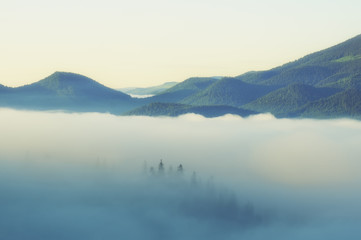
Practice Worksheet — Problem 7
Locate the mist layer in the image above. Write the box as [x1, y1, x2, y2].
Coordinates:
[1, 109, 361, 239]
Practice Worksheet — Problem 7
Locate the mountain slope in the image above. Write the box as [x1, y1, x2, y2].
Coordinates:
[150, 77, 218, 103]
[243, 84, 340, 117]
[18, 72, 130, 99]
[182, 77, 278, 107]
[125, 102, 256, 118]
[316, 72, 361, 89]
[0, 72, 140, 114]
[298, 89, 361, 118]
[237, 34, 361, 88]
[120, 82, 178, 96]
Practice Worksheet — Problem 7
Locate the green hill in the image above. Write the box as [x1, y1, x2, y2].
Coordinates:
[128, 34, 361, 119]
[298, 89, 361, 118]
[18, 72, 130, 99]
[316, 72, 361, 89]
[237, 34, 361, 88]
[150, 77, 218, 103]
[182, 77, 277, 107]
[125, 102, 256, 118]
[0, 72, 141, 114]
[243, 84, 340, 117]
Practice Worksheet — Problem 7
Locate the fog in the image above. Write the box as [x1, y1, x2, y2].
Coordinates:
[1, 108, 361, 239]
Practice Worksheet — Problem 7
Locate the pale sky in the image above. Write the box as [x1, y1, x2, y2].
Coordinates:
[1, 0, 360, 88]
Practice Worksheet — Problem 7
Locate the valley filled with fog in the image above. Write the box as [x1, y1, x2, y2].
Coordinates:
[1, 109, 361, 239]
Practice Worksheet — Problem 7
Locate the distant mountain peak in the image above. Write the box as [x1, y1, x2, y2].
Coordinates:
[46, 71, 87, 78]
[17, 71, 131, 100]
[38, 71, 99, 85]
[0, 71, 137, 114]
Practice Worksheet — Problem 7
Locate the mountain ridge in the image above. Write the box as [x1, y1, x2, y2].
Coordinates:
[181, 77, 278, 107]
[236, 34, 361, 87]
[0, 71, 141, 114]
[19, 72, 130, 99]
[124, 102, 257, 118]
[298, 89, 361, 118]
[1, 34, 361, 118]
[243, 84, 340, 117]
[149, 77, 219, 103]
[120, 82, 178, 96]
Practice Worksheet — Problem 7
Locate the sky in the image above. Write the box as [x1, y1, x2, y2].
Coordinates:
[1, 0, 361, 88]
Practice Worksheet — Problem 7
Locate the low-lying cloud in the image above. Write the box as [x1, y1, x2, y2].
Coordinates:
[1, 108, 361, 239]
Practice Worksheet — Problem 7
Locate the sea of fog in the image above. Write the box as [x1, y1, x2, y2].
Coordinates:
[1, 108, 361, 240]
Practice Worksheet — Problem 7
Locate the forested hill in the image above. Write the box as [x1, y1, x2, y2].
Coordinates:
[1, 35, 361, 119]
[149, 77, 219, 103]
[0, 72, 143, 114]
[17, 72, 131, 99]
[132, 34, 361, 119]
[298, 89, 361, 118]
[181, 77, 277, 107]
[242, 84, 340, 117]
